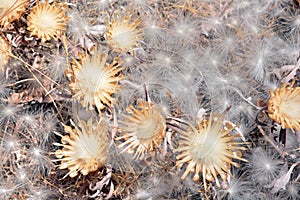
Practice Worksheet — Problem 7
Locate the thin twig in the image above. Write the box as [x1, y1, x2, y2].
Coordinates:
[230, 86, 261, 110]
[9, 54, 64, 122]
[257, 125, 287, 158]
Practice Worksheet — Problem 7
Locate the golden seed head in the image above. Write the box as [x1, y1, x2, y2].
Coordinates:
[117, 101, 166, 159]
[0, 0, 29, 28]
[106, 13, 143, 53]
[54, 118, 109, 178]
[268, 81, 300, 132]
[0, 34, 11, 71]
[27, 1, 68, 42]
[68, 51, 124, 111]
[175, 113, 247, 190]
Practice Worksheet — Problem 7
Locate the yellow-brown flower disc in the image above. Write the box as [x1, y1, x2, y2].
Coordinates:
[54, 118, 109, 178]
[117, 101, 166, 160]
[0, 34, 11, 71]
[175, 113, 247, 190]
[106, 13, 143, 53]
[0, 0, 29, 28]
[268, 81, 300, 132]
[68, 51, 124, 111]
[27, 1, 68, 42]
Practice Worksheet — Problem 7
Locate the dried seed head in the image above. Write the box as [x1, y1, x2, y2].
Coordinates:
[67, 51, 124, 111]
[117, 101, 166, 160]
[0, 34, 11, 71]
[268, 80, 300, 132]
[0, 0, 29, 28]
[27, 1, 68, 42]
[54, 118, 109, 178]
[106, 13, 143, 53]
[175, 113, 247, 190]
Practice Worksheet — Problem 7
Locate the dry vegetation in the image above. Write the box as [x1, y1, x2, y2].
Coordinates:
[1, 0, 300, 199]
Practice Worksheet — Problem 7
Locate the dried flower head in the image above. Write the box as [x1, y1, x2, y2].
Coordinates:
[268, 80, 300, 132]
[67, 51, 124, 111]
[0, 0, 29, 28]
[0, 34, 11, 71]
[54, 118, 109, 178]
[176, 113, 247, 190]
[27, 1, 68, 42]
[117, 100, 166, 159]
[106, 13, 143, 53]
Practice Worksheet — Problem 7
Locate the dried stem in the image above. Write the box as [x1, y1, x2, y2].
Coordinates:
[257, 125, 287, 159]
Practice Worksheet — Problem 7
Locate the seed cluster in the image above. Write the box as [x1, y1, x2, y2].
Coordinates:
[0, 0, 300, 199]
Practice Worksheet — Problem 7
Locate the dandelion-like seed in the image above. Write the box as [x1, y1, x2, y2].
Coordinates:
[68, 51, 124, 111]
[175, 113, 247, 190]
[117, 101, 166, 159]
[0, 0, 29, 28]
[27, 1, 68, 42]
[54, 118, 109, 178]
[0, 35, 11, 71]
[248, 147, 282, 185]
[268, 80, 300, 132]
[0, 104, 19, 124]
[106, 13, 143, 53]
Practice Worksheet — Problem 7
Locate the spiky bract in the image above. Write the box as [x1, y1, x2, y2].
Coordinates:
[117, 101, 166, 159]
[176, 113, 247, 190]
[27, 1, 68, 42]
[54, 118, 109, 178]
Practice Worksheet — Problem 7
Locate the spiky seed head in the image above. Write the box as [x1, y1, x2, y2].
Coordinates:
[54, 118, 109, 178]
[27, 1, 68, 42]
[0, 0, 29, 28]
[268, 80, 300, 132]
[0, 34, 11, 71]
[67, 51, 124, 111]
[175, 113, 247, 190]
[117, 100, 166, 160]
[106, 13, 143, 53]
